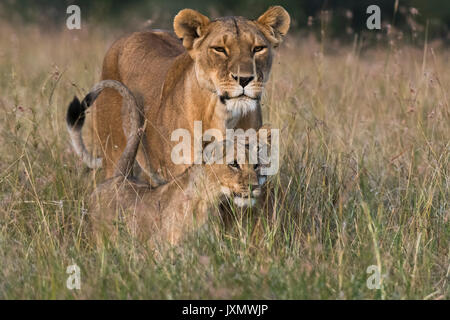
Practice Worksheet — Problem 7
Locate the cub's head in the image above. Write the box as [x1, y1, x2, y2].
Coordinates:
[207, 148, 261, 208]
[204, 127, 274, 208]
[174, 6, 290, 117]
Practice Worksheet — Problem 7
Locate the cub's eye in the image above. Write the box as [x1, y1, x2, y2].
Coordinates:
[212, 47, 226, 54]
[253, 163, 260, 170]
[228, 160, 240, 170]
[253, 46, 266, 53]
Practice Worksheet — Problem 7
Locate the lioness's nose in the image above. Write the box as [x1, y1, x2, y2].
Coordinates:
[232, 75, 254, 88]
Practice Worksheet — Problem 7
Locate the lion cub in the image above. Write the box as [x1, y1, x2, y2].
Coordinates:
[85, 82, 266, 246]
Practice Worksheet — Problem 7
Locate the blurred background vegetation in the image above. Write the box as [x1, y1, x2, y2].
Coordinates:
[1, 0, 449, 45]
[0, 0, 448, 300]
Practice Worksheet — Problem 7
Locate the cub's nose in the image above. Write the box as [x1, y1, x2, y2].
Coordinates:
[232, 75, 254, 88]
[251, 188, 261, 197]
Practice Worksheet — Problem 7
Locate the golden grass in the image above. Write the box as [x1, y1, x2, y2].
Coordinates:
[0, 21, 448, 299]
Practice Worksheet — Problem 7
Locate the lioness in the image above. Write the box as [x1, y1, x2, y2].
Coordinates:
[66, 6, 289, 186]
[83, 81, 267, 245]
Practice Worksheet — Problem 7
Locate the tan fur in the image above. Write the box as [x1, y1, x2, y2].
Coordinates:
[90, 155, 261, 246]
[89, 6, 290, 184]
[90, 137, 264, 246]
[87, 79, 275, 246]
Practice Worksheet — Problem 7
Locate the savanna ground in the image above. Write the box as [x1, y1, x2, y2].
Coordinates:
[0, 20, 448, 299]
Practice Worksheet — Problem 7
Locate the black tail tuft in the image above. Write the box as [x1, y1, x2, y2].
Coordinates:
[66, 96, 86, 129]
[66, 91, 98, 129]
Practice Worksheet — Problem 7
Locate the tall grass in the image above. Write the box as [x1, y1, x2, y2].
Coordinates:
[0, 22, 448, 299]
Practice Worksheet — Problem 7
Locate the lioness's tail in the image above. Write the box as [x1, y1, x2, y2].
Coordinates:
[66, 80, 143, 171]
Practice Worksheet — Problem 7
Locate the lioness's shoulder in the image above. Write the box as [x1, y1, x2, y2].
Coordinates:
[101, 30, 185, 80]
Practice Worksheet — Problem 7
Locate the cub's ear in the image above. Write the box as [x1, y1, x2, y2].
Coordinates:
[258, 124, 273, 146]
[174, 9, 210, 50]
[256, 6, 290, 47]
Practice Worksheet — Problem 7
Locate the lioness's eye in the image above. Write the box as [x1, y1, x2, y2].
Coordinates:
[212, 47, 226, 54]
[253, 46, 266, 53]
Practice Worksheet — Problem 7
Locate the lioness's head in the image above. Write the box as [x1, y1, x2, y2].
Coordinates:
[174, 6, 290, 117]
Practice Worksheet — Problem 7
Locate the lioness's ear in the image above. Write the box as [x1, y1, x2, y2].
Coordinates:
[174, 9, 210, 50]
[256, 6, 290, 47]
